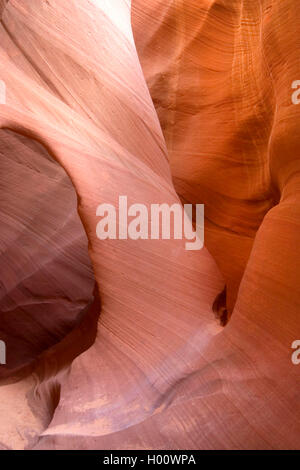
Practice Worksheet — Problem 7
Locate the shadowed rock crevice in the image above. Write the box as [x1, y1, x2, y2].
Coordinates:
[0, 129, 96, 378]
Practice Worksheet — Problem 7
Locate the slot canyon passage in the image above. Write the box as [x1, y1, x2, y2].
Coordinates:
[0, 0, 299, 450]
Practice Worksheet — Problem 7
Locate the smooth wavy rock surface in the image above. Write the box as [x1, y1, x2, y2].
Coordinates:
[0, 0, 299, 450]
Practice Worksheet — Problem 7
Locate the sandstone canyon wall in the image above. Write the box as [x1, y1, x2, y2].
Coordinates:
[0, 0, 298, 450]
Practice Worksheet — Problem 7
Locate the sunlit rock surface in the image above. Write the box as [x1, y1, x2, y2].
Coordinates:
[0, 0, 299, 450]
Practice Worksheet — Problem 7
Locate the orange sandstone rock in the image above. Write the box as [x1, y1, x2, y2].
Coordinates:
[0, 0, 298, 450]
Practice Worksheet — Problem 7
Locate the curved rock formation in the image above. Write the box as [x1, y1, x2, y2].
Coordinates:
[0, 0, 299, 450]
[0, 129, 95, 377]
